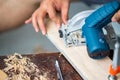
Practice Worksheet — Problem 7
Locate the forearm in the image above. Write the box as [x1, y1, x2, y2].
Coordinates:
[0, 0, 41, 32]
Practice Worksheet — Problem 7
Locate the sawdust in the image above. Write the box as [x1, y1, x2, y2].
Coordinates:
[1, 53, 50, 80]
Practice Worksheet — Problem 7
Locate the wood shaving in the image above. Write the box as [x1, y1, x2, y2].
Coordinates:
[58, 53, 62, 58]
[2, 53, 50, 80]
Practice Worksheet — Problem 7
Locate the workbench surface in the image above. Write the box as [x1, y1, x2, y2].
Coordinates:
[0, 53, 82, 80]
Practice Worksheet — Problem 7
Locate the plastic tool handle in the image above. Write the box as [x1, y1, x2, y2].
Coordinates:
[85, 1, 120, 28]
[82, 1, 120, 59]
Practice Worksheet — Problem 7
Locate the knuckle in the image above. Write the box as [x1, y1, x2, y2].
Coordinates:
[32, 13, 36, 18]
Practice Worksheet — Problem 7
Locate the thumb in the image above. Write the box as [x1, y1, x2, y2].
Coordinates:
[25, 17, 32, 24]
[112, 10, 120, 22]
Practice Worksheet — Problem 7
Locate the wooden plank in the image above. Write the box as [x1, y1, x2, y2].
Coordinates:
[46, 20, 114, 80]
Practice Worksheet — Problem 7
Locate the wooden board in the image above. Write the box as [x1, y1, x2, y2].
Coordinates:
[46, 20, 116, 80]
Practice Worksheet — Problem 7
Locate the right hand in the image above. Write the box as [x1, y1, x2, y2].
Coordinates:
[25, 0, 70, 35]
[112, 10, 120, 23]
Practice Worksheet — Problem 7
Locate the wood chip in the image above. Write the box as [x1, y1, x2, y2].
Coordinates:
[2, 53, 50, 80]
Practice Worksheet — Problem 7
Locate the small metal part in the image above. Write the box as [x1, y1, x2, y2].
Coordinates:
[108, 75, 117, 80]
[104, 24, 117, 49]
[59, 10, 94, 47]
[112, 37, 120, 69]
[108, 37, 120, 80]
[58, 30, 63, 38]
[60, 20, 86, 47]
[55, 60, 63, 80]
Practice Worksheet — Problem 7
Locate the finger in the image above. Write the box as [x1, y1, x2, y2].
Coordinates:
[112, 10, 120, 22]
[25, 18, 32, 24]
[36, 8, 47, 35]
[47, 3, 61, 28]
[37, 16, 46, 35]
[61, 0, 70, 24]
[32, 13, 40, 32]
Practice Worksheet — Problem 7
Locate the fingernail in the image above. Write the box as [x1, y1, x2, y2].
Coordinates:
[64, 20, 68, 24]
[112, 18, 117, 22]
[57, 24, 60, 29]
[25, 21, 28, 24]
[42, 31, 46, 35]
[35, 29, 39, 32]
[64, 17, 68, 24]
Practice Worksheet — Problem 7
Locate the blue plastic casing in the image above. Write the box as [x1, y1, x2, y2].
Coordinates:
[82, 1, 120, 59]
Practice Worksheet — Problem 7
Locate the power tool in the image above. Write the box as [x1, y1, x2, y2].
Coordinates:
[59, 1, 120, 59]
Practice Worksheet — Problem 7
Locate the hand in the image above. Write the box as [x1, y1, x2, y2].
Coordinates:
[25, 0, 70, 35]
[112, 10, 120, 23]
